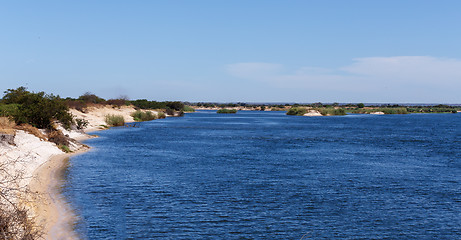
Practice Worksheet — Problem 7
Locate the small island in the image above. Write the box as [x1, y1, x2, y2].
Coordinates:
[217, 109, 238, 114]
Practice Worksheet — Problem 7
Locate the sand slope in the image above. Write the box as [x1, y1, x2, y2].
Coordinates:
[70, 105, 138, 132]
[0, 105, 148, 239]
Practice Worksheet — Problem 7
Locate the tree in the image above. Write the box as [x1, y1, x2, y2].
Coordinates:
[78, 92, 106, 104]
[2, 87, 73, 129]
[357, 103, 365, 108]
[166, 101, 185, 111]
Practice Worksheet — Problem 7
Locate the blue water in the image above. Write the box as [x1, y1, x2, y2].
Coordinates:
[64, 111, 461, 239]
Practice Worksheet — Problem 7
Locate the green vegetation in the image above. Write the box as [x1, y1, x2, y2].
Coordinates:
[65, 92, 128, 112]
[350, 107, 408, 114]
[130, 99, 167, 109]
[59, 144, 71, 153]
[130, 99, 185, 111]
[382, 108, 408, 114]
[105, 114, 125, 126]
[317, 108, 346, 116]
[183, 105, 196, 112]
[217, 109, 237, 114]
[157, 112, 166, 119]
[75, 118, 89, 130]
[407, 105, 458, 113]
[131, 110, 157, 121]
[1, 87, 73, 129]
[286, 107, 307, 116]
[0, 103, 19, 117]
[287, 107, 346, 116]
[78, 92, 106, 104]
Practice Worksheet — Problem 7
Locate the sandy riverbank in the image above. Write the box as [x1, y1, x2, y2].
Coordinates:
[28, 148, 89, 240]
[0, 105, 144, 239]
[27, 106, 140, 239]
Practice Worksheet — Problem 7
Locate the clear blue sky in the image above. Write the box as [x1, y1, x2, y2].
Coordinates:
[1, 1, 461, 103]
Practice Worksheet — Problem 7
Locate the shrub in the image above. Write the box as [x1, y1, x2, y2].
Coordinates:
[165, 108, 175, 116]
[157, 112, 166, 119]
[59, 144, 71, 153]
[105, 114, 125, 126]
[2, 87, 73, 129]
[0, 104, 19, 117]
[0, 198, 41, 240]
[106, 98, 127, 107]
[166, 101, 185, 111]
[382, 108, 408, 114]
[131, 110, 157, 121]
[317, 108, 346, 116]
[183, 105, 195, 112]
[75, 118, 89, 130]
[286, 107, 307, 116]
[78, 92, 106, 104]
[66, 100, 87, 112]
[47, 130, 69, 146]
[217, 109, 237, 114]
[129, 99, 167, 110]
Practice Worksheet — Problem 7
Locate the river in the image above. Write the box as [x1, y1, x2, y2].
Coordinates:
[64, 111, 461, 239]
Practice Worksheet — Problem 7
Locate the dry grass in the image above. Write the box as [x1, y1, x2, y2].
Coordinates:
[0, 154, 43, 239]
[0, 117, 16, 135]
[47, 130, 69, 148]
[14, 124, 46, 140]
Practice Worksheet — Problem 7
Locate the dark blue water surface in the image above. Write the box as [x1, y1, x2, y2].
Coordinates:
[64, 111, 461, 239]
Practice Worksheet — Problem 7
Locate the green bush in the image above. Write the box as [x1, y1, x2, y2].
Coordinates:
[157, 112, 166, 119]
[106, 98, 127, 107]
[382, 108, 408, 114]
[65, 99, 87, 112]
[78, 92, 106, 104]
[59, 144, 71, 153]
[317, 108, 346, 116]
[129, 99, 167, 109]
[217, 109, 237, 114]
[286, 107, 307, 116]
[183, 105, 195, 112]
[131, 110, 157, 121]
[75, 118, 89, 130]
[105, 114, 125, 126]
[2, 87, 73, 129]
[0, 103, 19, 117]
[166, 101, 185, 111]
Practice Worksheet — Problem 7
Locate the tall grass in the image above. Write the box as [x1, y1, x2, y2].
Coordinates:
[0, 117, 16, 135]
[105, 114, 125, 126]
